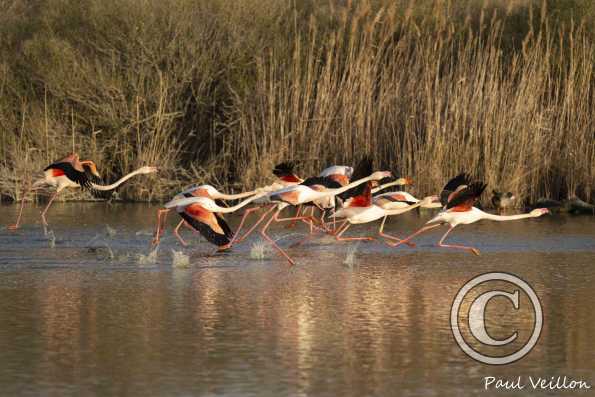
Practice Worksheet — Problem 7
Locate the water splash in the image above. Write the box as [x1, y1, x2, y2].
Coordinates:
[104, 244, 115, 260]
[343, 242, 360, 268]
[106, 225, 117, 238]
[250, 240, 271, 260]
[171, 249, 190, 268]
[46, 230, 56, 249]
[137, 247, 158, 265]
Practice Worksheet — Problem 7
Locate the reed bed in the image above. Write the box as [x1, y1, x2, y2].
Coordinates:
[0, 0, 593, 205]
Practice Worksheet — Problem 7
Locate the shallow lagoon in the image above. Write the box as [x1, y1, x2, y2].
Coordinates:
[0, 203, 594, 396]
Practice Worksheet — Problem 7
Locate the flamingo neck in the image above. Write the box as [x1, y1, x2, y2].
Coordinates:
[372, 180, 401, 194]
[480, 211, 535, 221]
[91, 168, 145, 191]
[215, 193, 264, 213]
[319, 175, 374, 198]
[384, 201, 422, 216]
[217, 190, 257, 200]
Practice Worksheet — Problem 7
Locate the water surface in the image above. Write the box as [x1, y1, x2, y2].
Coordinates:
[1, 203, 594, 396]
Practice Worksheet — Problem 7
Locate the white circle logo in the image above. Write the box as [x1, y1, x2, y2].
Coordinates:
[450, 272, 543, 365]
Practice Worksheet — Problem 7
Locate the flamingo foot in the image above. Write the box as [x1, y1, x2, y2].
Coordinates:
[217, 243, 232, 252]
[470, 248, 481, 256]
[284, 256, 297, 266]
[387, 239, 406, 247]
[7, 224, 19, 231]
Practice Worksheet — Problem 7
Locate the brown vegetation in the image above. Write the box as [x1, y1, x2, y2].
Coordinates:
[1, 0, 593, 205]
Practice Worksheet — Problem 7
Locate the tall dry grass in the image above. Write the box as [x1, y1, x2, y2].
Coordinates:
[0, 0, 593, 205]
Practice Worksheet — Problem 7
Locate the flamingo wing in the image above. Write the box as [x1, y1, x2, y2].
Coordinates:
[269, 188, 302, 205]
[214, 213, 233, 238]
[339, 156, 373, 201]
[328, 174, 349, 186]
[45, 162, 95, 189]
[180, 205, 233, 247]
[440, 173, 472, 206]
[273, 161, 297, 177]
[378, 192, 417, 205]
[446, 181, 487, 211]
[82, 164, 113, 199]
[301, 176, 342, 189]
[344, 182, 372, 207]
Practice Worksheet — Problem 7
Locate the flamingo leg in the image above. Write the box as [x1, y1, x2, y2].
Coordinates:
[173, 220, 189, 247]
[378, 216, 416, 248]
[332, 208, 337, 232]
[308, 207, 314, 233]
[260, 209, 296, 266]
[40, 191, 59, 227]
[274, 207, 318, 223]
[327, 219, 348, 235]
[232, 206, 262, 243]
[303, 206, 329, 233]
[288, 215, 328, 248]
[152, 208, 170, 246]
[387, 223, 442, 248]
[182, 221, 196, 232]
[236, 205, 276, 244]
[285, 205, 302, 229]
[318, 210, 327, 233]
[275, 210, 324, 233]
[335, 223, 374, 242]
[8, 179, 46, 230]
[230, 205, 259, 246]
[437, 226, 480, 256]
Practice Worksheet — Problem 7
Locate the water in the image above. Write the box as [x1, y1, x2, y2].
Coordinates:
[0, 203, 594, 396]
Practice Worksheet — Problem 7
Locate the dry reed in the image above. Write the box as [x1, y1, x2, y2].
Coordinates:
[0, 0, 593, 206]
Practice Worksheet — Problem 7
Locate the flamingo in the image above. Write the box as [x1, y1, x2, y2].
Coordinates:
[154, 162, 303, 246]
[333, 191, 438, 244]
[285, 165, 353, 230]
[293, 178, 434, 246]
[370, 175, 441, 210]
[370, 176, 414, 195]
[387, 173, 549, 255]
[239, 170, 391, 265]
[293, 176, 343, 231]
[230, 161, 305, 240]
[373, 191, 442, 210]
[319, 165, 353, 187]
[153, 184, 263, 246]
[270, 161, 304, 187]
[8, 153, 157, 230]
[154, 192, 266, 251]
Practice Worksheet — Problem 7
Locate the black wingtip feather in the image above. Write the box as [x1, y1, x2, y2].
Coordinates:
[339, 156, 374, 201]
[272, 161, 297, 177]
[179, 213, 231, 247]
[440, 172, 473, 206]
[445, 181, 487, 209]
[301, 176, 342, 189]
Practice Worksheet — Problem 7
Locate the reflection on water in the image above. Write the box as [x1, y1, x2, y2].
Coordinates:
[0, 203, 594, 396]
